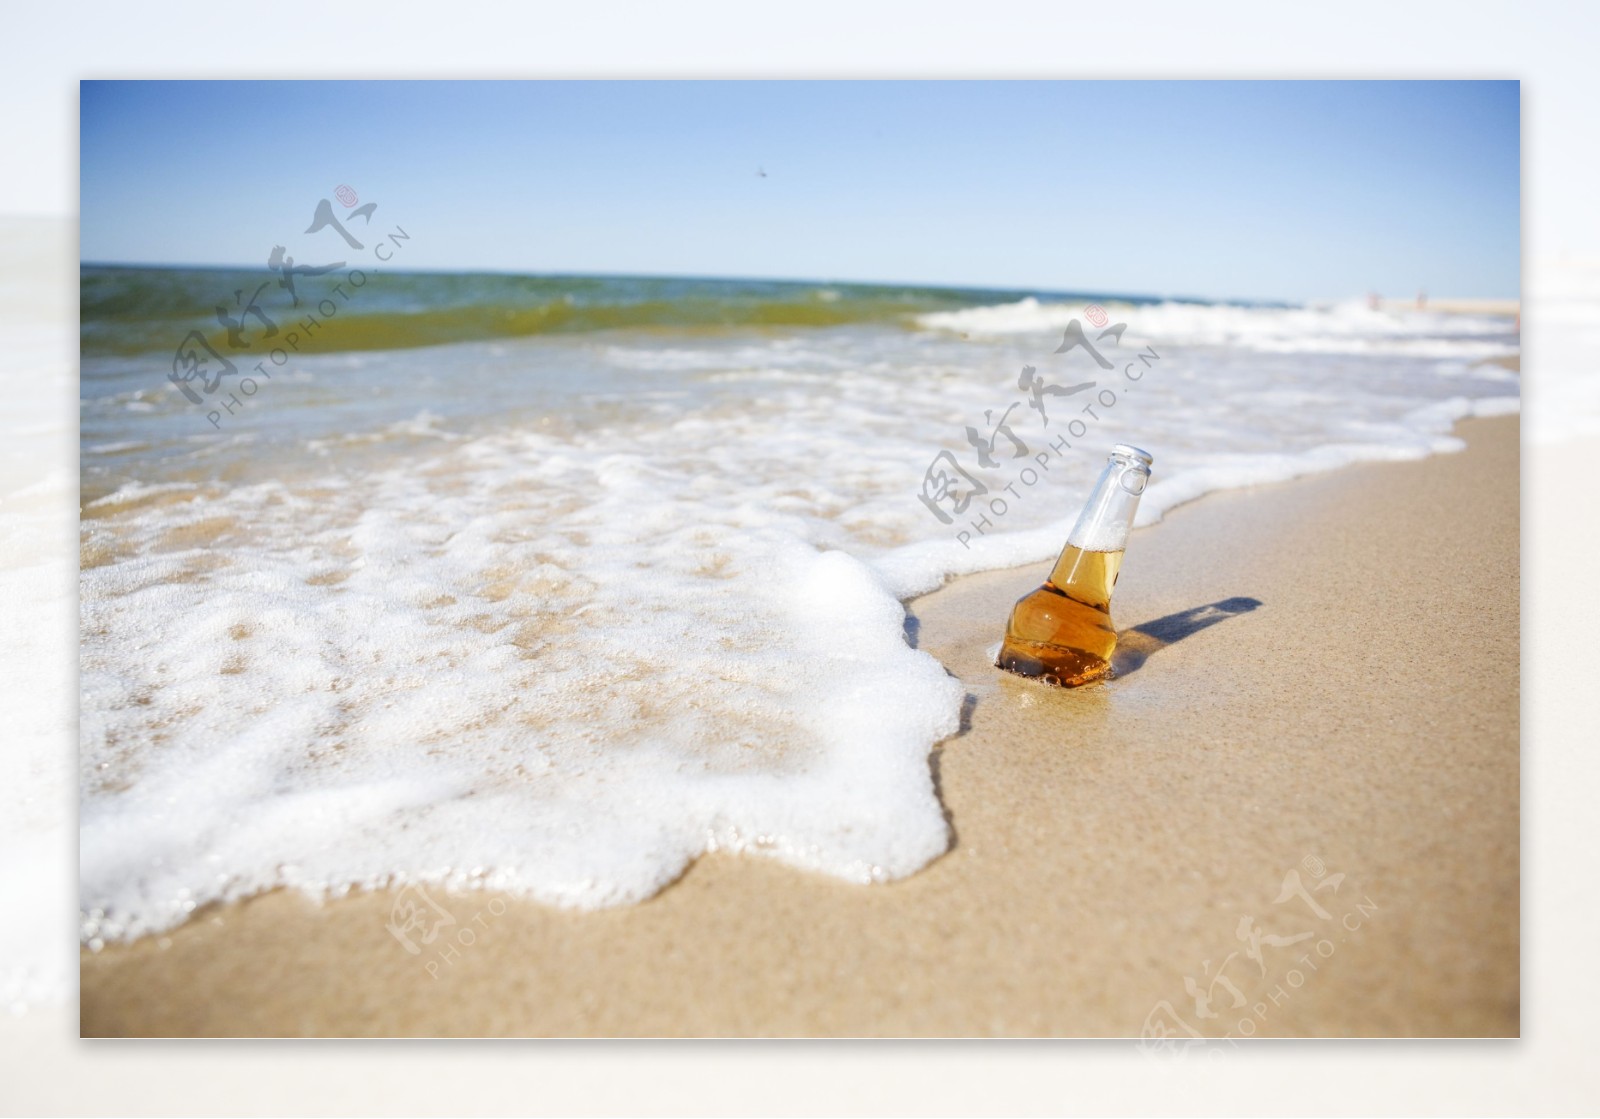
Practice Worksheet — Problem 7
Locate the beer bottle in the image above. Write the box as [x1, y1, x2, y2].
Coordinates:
[996, 444, 1153, 687]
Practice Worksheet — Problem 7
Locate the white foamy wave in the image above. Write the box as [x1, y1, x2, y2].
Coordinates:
[81, 422, 965, 940]
[917, 296, 1518, 361]
[916, 296, 1074, 336]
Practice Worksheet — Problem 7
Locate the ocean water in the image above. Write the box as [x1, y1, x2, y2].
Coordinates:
[79, 268, 1520, 943]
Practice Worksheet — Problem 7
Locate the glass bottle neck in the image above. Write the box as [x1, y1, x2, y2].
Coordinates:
[1065, 453, 1148, 553]
[1046, 451, 1150, 606]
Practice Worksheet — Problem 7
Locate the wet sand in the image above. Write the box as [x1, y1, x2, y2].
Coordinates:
[80, 415, 1519, 1037]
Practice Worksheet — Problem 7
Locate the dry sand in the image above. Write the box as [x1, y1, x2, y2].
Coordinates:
[80, 416, 1519, 1038]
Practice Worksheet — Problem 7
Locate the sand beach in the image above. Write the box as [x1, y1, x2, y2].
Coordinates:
[80, 414, 1518, 1038]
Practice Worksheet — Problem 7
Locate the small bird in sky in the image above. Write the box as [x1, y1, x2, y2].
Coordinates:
[756, 166, 768, 178]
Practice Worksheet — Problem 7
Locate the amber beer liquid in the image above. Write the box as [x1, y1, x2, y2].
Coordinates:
[996, 444, 1153, 687]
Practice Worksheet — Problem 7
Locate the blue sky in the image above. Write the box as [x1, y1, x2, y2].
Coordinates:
[79, 80, 1519, 302]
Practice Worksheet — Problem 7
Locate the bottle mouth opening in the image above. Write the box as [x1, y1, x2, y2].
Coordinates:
[1112, 443, 1154, 468]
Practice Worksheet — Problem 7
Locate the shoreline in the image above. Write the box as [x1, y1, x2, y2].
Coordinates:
[80, 415, 1519, 1037]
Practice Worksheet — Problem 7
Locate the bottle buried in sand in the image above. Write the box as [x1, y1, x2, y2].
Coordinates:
[996, 444, 1153, 687]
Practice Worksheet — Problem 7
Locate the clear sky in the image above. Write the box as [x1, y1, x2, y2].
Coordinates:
[79, 80, 1520, 302]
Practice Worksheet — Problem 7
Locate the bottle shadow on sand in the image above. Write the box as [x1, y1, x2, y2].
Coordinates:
[1112, 596, 1263, 677]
